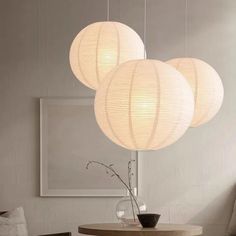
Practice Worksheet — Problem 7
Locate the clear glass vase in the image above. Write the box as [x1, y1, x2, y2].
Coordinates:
[116, 188, 147, 226]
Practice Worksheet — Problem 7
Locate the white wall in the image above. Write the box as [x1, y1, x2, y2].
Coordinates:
[0, 1, 235, 236]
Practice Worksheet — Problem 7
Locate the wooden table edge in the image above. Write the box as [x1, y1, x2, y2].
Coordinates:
[79, 223, 203, 236]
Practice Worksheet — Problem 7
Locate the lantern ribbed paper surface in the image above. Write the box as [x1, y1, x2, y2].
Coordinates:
[95, 60, 194, 150]
[69, 22, 145, 90]
[167, 58, 224, 127]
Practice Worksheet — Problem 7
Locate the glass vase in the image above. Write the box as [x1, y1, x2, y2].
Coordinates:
[116, 188, 147, 226]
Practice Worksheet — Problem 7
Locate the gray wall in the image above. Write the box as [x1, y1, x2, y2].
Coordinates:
[0, 1, 236, 236]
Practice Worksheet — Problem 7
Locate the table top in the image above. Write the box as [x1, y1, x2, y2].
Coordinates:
[79, 223, 203, 236]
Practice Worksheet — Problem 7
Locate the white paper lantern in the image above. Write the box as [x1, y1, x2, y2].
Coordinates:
[167, 58, 224, 127]
[69, 21, 145, 90]
[95, 60, 194, 150]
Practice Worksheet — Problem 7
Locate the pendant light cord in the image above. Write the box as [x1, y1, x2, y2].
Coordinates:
[144, 0, 147, 58]
[107, 0, 110, 21]
[185, 0, 188, 57]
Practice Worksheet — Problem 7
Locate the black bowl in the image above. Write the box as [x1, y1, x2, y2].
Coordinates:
[137, 213, 160, 228]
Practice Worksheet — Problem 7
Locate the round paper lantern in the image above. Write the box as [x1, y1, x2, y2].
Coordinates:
[95, 60, 194, 151]
[166, 58, 224, 127]
[69, 21, 145, 90]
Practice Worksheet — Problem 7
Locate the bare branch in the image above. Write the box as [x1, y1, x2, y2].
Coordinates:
[86, 160, 140, 216]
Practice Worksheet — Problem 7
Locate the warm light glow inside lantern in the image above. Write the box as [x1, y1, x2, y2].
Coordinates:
[166, 58, 224, 127]
[69, 22, 145, 90]
[95, 60, 194, 151]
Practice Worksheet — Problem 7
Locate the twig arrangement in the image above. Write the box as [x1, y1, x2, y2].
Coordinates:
[86, 160, 140, 220]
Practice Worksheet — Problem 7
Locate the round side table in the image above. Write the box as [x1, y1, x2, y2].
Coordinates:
[79, 223, 203, 236]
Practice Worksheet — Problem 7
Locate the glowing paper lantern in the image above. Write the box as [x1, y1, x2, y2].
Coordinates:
[166, 58, 224, 127]
[95, 60, 194, 150]
[69, 21, 145, 90]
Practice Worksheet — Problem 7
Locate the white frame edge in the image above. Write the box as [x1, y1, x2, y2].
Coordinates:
[39, 97, 139, 197]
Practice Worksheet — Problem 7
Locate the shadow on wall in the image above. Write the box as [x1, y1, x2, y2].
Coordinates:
[188, 185, 236, 229]
[139, 130, 236, 227]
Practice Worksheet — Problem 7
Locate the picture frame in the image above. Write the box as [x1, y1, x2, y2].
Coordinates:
[40, 98, 139, 197]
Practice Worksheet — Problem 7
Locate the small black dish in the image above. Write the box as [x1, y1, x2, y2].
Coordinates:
[137, 213, 160, 228]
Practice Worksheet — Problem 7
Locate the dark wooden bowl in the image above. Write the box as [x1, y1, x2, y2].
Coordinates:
[137, 213, 160, 228]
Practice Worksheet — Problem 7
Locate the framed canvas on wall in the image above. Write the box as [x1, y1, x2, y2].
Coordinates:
[40, 98, 139, 197]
